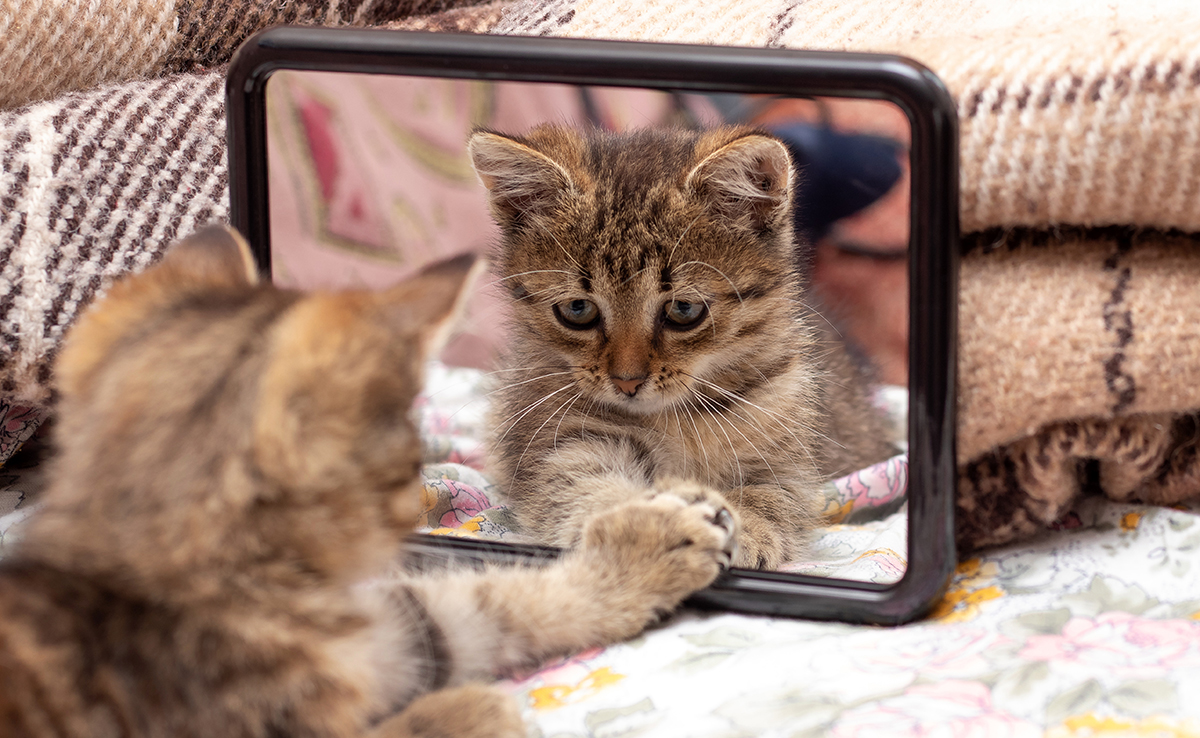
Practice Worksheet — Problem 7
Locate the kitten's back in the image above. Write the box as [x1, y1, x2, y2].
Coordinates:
[0, 227, 481, 737]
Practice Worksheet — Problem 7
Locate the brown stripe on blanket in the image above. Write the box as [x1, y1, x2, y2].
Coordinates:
[956, 227, 1200, 552]
[957, 228, 1200, 465]
[159, 0, 515, 77]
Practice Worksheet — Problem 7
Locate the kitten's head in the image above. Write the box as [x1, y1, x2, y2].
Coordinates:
[32, 227, 481, 596]
[469, 125, 807, 415]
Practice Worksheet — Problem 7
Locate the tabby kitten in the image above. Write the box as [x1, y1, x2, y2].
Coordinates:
[0, 226, 735, 738]
[471, 125, 895, 570]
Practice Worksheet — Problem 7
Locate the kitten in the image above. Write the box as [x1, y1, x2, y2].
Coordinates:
[470, 125, 895, 570]
[0, 226, 735, 738]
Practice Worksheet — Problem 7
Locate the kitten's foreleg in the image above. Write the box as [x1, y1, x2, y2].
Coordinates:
[377, 479, 735, 687]
[507, 437, 662, 548]
[725, 482, 820, 570]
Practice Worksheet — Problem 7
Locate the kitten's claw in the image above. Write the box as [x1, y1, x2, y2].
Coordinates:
[713, 507, 737, 568]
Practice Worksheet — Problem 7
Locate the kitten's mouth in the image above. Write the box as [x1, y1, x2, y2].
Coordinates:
[605, 382, 679, 415]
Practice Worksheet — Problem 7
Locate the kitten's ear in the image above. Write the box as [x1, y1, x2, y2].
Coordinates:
[468, 131, 574, 228]
[55, 225, 258, 400]
[380, 252, 488, 358]
[686, 134, 793, 233]
[154, 225, 260, 289]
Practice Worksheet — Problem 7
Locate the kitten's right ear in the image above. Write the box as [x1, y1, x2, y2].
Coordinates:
[155, 225, 260, 289]
[686, 134, 794, 233]
[467, 131, 574, 228]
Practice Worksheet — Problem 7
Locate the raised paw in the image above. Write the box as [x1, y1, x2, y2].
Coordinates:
[577, 478, 739, 609]
[373, 683, 525, 738]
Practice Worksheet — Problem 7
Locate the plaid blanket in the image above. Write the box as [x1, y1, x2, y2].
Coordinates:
[3, 0, 1200, 551]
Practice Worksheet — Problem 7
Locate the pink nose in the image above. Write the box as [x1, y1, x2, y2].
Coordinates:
[612, 376, 646, 396]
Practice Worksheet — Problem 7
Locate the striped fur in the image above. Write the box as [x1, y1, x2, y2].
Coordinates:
[474, 125, 894, 569]
[0, 226, 734, 737]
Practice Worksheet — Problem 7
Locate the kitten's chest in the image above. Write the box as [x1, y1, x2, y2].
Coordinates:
[641, 401, 806, 487]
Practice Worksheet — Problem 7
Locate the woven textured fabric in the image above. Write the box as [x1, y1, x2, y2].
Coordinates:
[0, 0, 178, 109]
[0, 72, 231, 407]
[160, 0, 503, 73]
[496, 0, 1200, 234]
[0, 0, 506, 110]
[958, 228, 1200, 464]
[0, 3, 510, 415]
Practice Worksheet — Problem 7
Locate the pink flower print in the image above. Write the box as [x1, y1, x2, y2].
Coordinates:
[831, 681, 1040, 738]
[847, 627, 1008, 678]
[832, 454, 908, 509]
[437, 479, 493, 528]
[1019, 612, 1200, 679]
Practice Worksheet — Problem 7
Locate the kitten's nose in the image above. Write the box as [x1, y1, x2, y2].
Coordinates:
[612, 376, 646, 396]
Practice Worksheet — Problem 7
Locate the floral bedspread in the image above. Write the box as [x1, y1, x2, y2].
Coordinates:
[5, 364, 1198, 735]
[414, 365, 1200, 736]
[493, 496, 1200, 737]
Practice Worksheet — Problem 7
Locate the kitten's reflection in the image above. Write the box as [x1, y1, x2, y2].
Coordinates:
[469, 124, 896, 570]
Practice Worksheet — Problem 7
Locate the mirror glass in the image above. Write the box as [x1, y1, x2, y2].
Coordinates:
[264, 70, 912, 583]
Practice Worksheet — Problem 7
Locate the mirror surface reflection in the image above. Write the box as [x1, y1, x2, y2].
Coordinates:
[265, 70, 912, 582]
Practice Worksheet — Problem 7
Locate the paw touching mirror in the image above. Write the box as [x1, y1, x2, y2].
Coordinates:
[0, 226, 736, 735]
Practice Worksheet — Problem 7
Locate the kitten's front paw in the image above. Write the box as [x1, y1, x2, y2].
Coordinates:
[730, 514, 787, 570]
[375, 684, 524, 738]
[579, 479, 738, 606]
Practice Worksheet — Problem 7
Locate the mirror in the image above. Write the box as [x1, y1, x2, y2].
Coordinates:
[228, 28, 957, 623]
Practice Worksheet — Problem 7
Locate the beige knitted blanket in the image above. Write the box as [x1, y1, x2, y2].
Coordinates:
[2, 0, 1199, 551]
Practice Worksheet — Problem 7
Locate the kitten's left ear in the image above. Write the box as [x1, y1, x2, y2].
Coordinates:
[379, 252, 489, 357]
[686, 134, 794, 233]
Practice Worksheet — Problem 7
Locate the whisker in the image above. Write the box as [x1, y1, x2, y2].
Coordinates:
[683, 371, 834, 445]
[680, 394, 715, 485]
[492, 382, 580, 447]
[552, 392, 585, 452]
[693, 391, 784, 489]
[676, 260, 743, 304]
[485, 370, 578, 396]
[512, 390, 585, 480]
[686, 391, 743, 487]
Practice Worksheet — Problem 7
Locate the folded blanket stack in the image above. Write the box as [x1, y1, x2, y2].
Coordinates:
[3, 0, 1200, 554]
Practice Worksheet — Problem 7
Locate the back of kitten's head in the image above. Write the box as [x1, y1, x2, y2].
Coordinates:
[468, 125, 807, 414]
[32, 226, 482, 597]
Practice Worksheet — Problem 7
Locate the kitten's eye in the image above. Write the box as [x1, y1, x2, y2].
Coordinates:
[663, 300, 707, 329]
[553, 299, 600, 329]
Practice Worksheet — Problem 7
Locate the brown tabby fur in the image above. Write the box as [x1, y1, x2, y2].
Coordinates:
[0, 226, 735, 738]
[471, 125, 895, 570]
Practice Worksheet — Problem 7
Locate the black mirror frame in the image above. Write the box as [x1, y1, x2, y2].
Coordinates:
[226, 26, 959, 626]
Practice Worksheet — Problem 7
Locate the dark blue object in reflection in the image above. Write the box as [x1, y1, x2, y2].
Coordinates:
[770, 123, 904, 242]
